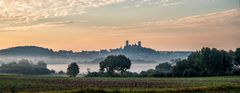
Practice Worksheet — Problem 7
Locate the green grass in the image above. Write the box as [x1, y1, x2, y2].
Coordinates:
[0, 75, 240, 93]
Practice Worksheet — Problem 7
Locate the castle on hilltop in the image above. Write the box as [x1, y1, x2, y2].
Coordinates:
[124, 40, 142, 48]
[108, 40, 143, 52]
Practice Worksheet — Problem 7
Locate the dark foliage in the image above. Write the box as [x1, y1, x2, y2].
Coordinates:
[58, 70, 65, 74]
[87, 47, 240, 77]
[140, 47, 240, 77]
[67, 62, 79, 77]
[139, 62, 173, 77]
[155, 62, 172, 72]
[99, 55, 131, 75]
[0, 59, 51, 75]
[234, 48, 240, 66]
[172, 47, 235, 77]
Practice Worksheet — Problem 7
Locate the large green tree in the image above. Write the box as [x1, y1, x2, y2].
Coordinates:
[67, 62, 79, 77]
[99, 55, 131, 75]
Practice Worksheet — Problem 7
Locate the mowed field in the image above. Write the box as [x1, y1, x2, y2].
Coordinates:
[0, 75, 240, 93]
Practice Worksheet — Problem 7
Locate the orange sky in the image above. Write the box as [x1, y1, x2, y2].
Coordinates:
[0, 0, 239, 51]
[0, 22, 239, 51]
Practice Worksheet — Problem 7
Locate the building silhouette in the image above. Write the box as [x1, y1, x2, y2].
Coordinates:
[124, 40, 142, 48]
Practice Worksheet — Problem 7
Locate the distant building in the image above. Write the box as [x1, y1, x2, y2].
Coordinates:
[124, 40, 142, 48]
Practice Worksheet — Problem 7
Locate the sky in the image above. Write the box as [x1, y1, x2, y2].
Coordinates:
[0, 0, 239, 51]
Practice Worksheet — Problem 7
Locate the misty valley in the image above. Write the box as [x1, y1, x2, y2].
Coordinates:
[0, 41, 191, 74]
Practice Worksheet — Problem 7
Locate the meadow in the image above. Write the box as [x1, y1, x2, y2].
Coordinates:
[0, 75, 240, 93]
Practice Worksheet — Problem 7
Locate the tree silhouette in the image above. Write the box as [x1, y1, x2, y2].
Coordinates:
[172, 47, 233, 77]
[67, 62, 79, 77]
[99, 55, 131, 75]
[155, 62, 172, 72]
[37, 61, 47, 68]
[0, 59, 51, 75]
[234, 48, 240, 66]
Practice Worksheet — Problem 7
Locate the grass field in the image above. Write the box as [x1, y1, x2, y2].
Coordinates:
[0, 75, 240, 93]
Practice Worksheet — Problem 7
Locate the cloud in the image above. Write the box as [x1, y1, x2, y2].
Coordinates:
[140, 0, 183, 6]
[0, 0, 127, 25]
[0, 21, 74, 31]
[162, 1, 182, 6]
[91, 8, 240, 31]
[121, 0, 182, 10]
[164, 8, 240, 28]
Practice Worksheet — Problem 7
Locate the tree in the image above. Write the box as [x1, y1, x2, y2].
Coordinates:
[0, 59, 51, 75]
[155, 62, 172, 72]
[201, 48, 233, 75]
[99, 61, 107, 73]
[172, 47, 234, 77]
[67, 62, 79, 77]
[18, 59, 31, 66]
[140, 69, 155, 77]
[99, 55, 131, 75]
[37, 61, 47, 68]
[172, 59, 190, 77]
[58, 70, 65, 74]
[50, 69, 56, 73]
[234, 48, 240, 66]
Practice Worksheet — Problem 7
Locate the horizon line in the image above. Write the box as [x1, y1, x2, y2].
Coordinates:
[2, 45, 237, 53]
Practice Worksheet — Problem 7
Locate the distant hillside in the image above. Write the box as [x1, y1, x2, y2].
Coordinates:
[0, 41, 192, 64]
[0, 46, 55, 56]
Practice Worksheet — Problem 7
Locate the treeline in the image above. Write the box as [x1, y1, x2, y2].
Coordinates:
[140, 47, 240, 77]
[172, 47, 240, 77]
[87, 47, 240, 77]
[0, 59, 53, 75]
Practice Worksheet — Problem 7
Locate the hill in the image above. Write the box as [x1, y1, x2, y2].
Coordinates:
[0, 41, 191, 64]
[0, 46, 55, 56]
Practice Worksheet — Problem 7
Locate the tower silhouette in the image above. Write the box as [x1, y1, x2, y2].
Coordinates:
[126, 40, 129, 47]
[138, 41, 141, 47]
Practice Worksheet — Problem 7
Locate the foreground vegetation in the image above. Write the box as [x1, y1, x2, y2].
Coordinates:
[0, 75, 240, 93]
[0, 47, 240, 93]
[87, 47, 240, 77]
[0, 59, 53, 75]
[1, 47, 240, 78]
